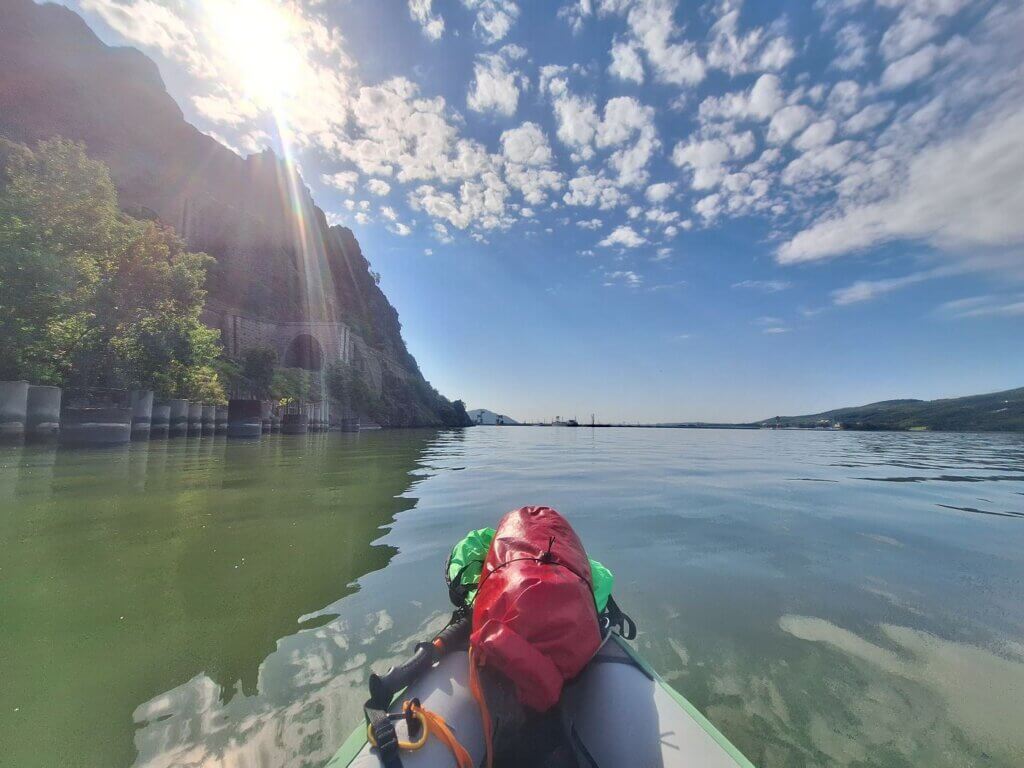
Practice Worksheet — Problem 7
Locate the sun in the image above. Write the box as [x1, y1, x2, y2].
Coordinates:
[203, 0, 304, 109]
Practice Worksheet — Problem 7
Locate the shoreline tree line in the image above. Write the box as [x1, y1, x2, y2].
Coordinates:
[1, 137, 470, 428]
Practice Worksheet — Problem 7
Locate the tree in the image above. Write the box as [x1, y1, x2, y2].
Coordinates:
[0, 138, 224, 401]
[241, 346, 278, 399]
[0, 138, 115, 382]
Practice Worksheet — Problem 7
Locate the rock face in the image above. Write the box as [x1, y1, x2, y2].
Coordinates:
[0, 0, 434, 400]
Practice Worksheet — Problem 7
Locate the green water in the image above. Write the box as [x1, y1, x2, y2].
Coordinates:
[1, 428, 1023, 767]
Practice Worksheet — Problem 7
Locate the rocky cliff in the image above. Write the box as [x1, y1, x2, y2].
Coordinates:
[0, 0, 466, 424]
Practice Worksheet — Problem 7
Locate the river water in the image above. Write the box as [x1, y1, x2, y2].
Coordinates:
[1, 427, 1023, 768]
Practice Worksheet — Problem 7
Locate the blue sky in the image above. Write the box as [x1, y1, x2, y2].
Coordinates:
[61, 0, 1024, 421]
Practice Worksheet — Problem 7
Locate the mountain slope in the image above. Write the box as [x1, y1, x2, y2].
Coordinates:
[763, 387, 1024, 431]
[0, 0, 468, 425]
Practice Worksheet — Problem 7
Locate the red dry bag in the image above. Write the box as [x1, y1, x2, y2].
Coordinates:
[470, 506, 601, 712]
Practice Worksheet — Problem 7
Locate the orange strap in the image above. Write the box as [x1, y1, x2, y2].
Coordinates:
[468, 647, 494, 768]
[404, 700, 473, 768]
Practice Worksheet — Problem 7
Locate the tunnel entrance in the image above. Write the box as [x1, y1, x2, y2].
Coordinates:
[283, 334, 323, 371]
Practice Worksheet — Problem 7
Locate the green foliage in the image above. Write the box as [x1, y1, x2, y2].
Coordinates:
[326, 361, 379, 416]
[241, 346, 278, 399]
[271, 367, 322, 405]
[0, 138, 223, 401]
[766, 387, 1024, 432]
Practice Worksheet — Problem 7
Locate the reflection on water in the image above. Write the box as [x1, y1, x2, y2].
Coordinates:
[1, 428, 1023, 767]
[0, 431, 439, 768]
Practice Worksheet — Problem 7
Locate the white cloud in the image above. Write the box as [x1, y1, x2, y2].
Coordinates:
[599, 225, 647, 247]
[604, 269, 643, 287]
[732, 279, 792, 292]
[389, 221, 412, 236]
[192, 93, 259, 125]
[367, 178, 392, 196]
[754, 315, 789, 333]
[830, 269, 939, 305]
[645, 182, 675, 203]
[609, 39, 645, 83]
[354, 211, 371, 224]
[673, 138, 747, 190]
[781, 140, 856, 186]
[606, 0, 706, 86]
[827, 80, 861, 116]
[645, 207, 679, 224]
[559, 0, 593, 34]
[501, 122, 563, 204]
[793, 119, 837, 151]
[380, 205, 400, 221]
[779, 107, 1024, 264]
[463, 0, 520, 44]
[881, 44, 938, 90]
[596, 96, 654, 147]
[563, 168, 628, 209]
[699, 74, 784, 123]
[550, 90, 599, 153]
[408, 0, 445, 40]
[880, 14, 938, 60]
[939, 293, 1024, 318]
[577, 218, 603, 229]
[81, 0, 214, 78]
[501, 122, 553, 165]
[706, 4, 795, 76]
[467, 53, 520, 116]
[694, 192, 723, 221]
[758, 36, 796, 71]
[767, 105, 815, 144]
[433, 222, 454, 243]
[322, 170, 359, 194]
[833, 22, 869, 70]
[844, 102, 893, 133]
[424, 247, 434, 255]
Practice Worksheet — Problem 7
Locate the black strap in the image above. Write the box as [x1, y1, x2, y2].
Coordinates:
[365, 704, 403, 768]
[603, 595, 637, 640]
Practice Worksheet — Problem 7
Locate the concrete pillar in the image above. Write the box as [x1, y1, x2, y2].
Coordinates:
[323, 399, 330, 430]
[201, 405, 215, 436]
[60, 403, 131, 447]
[270, 411, 281, 432]
[281, 411, 309, 435]
[151, 403, 171, 438]
[26, 385, 61, 442]
[187, 402, 203, 437]
[0, 380, 29, 443]
[260, 400, 272, 433]
[227, 399, 262, 438]
[167, 399, 188, 437]
[215, 405, 228, 434]
[130, 389, 154, 441]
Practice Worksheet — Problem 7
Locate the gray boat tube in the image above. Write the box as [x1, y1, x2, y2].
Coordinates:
[329, 631, 754, 768]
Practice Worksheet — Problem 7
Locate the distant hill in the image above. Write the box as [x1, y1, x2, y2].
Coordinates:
[762, 387, 1024, 432]
[467, 409, 520, 426]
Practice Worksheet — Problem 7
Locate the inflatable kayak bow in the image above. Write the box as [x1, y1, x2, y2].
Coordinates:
[328, 507, 755, 768]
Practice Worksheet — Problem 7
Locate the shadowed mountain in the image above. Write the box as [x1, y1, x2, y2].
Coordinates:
[0, 0, 468, 425]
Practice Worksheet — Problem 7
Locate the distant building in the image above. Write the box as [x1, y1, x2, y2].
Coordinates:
[467, 409, 519, 426]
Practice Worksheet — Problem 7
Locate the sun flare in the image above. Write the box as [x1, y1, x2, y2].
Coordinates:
[203, 0, 303, 109]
